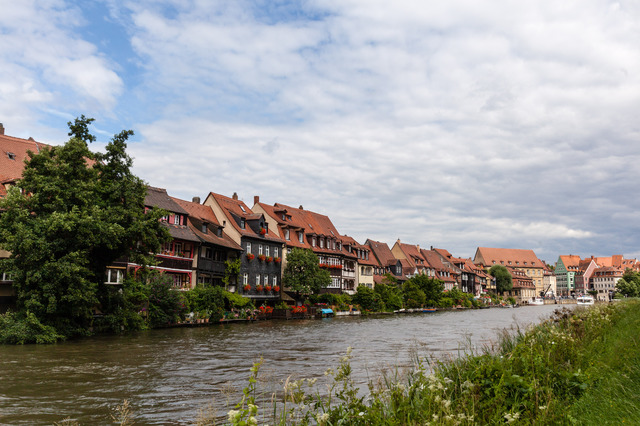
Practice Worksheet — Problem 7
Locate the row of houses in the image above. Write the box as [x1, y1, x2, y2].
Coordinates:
[0, 126, 637, 306]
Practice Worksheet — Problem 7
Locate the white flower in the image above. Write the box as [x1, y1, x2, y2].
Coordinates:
[359, 411, 365, 416]
[247, 416, 257, 425]
[227, 410, 240, 422]
[317, 413, 329, 424]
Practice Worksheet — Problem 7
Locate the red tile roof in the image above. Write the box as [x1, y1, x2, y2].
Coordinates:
[0, 133, 52, 197]
[475, 247, 544, 268]
[366, 239, 398, 267]
[208, 192, 284, 243]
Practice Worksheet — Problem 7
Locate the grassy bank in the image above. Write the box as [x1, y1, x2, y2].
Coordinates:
[213, 300, 640, 425]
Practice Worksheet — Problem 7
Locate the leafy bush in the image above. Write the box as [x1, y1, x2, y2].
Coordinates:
[352, 285, 384, 312]
[185, 285, 226, 321]
[0, 311, 64, 344]
[146, 274, 187, 327]
[225, 291, 254, 310]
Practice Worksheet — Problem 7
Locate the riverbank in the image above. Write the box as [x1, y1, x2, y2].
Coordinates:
[217, 300, 640, 425]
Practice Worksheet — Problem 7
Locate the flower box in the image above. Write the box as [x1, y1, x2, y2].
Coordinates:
[265, 285, 272, 292]
[258, 254, 266, 262]
[274, 257, 281, 264]
[246, 253, 255, 261]
[243, 284, 251, 292]
[273, 285, 280, 293]
[266, 256, 273, 263]
[256, 284, 264, 292]
[259, 228, 267, 235]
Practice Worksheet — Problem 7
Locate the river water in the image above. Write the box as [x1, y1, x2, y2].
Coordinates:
[0, 305, 567, 424]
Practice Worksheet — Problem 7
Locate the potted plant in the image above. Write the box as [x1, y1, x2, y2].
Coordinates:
[274, 257, 281, 264]
[258, 254, 266, 262]
[273, 285, 280, 293]
[259, 228, 267, 235]
[243, 284, 251, 292]
[246, 253, 255, 261]
[265, 284, 272, 292]
[256, 284, 264, 292]
[266, 256, 273, 263]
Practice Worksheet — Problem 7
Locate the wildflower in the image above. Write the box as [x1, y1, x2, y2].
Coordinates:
[247, 416, 257, 425]
[359, 412, 365, 416]
[227, 410, 240, 422]
[539, 405, 547, 410]
[317, 413, 329, 425]
[308, 378, 318, 386]
[443, 399, 451, 409]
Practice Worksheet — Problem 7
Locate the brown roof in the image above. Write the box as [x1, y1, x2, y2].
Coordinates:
[558, 255, 581, 269]
[145, 187, 189, 214]
[366, 239, 398, 267]
[172, 197, 220, 226]
[0, 133, 52, 197]
[208, 192, 284, 243]
[171, 196, 242, 251]
[475, 247, 544, 268]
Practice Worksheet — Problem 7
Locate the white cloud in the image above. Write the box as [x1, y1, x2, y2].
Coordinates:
[5, 0, 640, 261]
[0, 0, 123, 130]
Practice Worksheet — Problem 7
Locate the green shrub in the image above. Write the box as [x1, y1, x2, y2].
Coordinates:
[146, 274, 187, 327]
[0, 311, 64, 344]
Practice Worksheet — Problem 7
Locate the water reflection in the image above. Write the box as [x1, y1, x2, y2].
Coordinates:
[0, 305, 566, 424]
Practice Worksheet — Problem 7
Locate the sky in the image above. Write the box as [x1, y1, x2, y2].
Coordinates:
[1, 0, 640, 264]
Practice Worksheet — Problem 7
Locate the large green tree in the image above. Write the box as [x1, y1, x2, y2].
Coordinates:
[489, 264, 513, 294]
[282, 248, 330, 299]
[0, 116, 168, 336]
[408, 274, 444, 306]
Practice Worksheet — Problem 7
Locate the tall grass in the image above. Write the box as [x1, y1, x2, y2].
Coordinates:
[208, 300, 640, 425]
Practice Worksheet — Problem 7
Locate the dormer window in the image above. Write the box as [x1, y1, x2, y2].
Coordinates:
[284, 229, 290, 240]
[312, 236, 316, 247]
[174, 215, 181, 225]
[217, 227, 222, 237]
[299, 232, 304, 243]
[201, 223, 208, 233]
[240, 218, 246, 229]
[319, 238, 324, 248]
[7, 152, 16, 160]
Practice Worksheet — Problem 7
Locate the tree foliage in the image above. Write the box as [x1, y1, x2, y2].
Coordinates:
[0, 116, 169, 337]
[616, 269, 640, 297]
[402, 280, 426, 308]
[408, 274, 444, 306]
[489, 264, 513, 294]
[282, 248, 330, 297]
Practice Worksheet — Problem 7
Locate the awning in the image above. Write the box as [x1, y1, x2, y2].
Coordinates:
[321, 308, 334, 314]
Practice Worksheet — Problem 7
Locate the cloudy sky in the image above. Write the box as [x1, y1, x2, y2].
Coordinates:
[2, 0, 640, 263]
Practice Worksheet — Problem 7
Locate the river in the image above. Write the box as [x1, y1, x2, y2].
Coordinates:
[0, 304, 567, 424]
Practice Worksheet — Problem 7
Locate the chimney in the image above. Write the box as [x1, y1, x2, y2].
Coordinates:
[417, 244, 420, 252]
[192, 196, 201, 204]
[0, 123, 4, 135]
[299, 205, 303, 210]
[254, 195, 259, 205]
[232, 192, 238, 200]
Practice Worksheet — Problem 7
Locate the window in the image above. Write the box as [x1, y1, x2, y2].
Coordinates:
[1, 272, 12, 281]
[174, 214, 181, 225]
[247, 242, 252, 253]
[201, 223, 208, 233]
[265, 246, 270, 257]
[272, 275, 277, 286]
[333, 240, 336, 250]
[240, 218, 246, 229]
[243, 273, 248, 285]
[256, 275, 260, 285]
[274, 247, 279, 258]
[259, 244, 263, 255]
[264, 275, 269, 285]
[284, 229, 290, 240]
[312, 236, 316, 247]
[105, 269, 123, 284]
[319, 238, 324, 248]
[216, 227, 222, 237]
[7, 152, 16, 160]
[299, 232, 304, 243]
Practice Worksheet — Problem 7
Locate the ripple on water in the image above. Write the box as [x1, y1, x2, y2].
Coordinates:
[0, 305, 567, 424]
